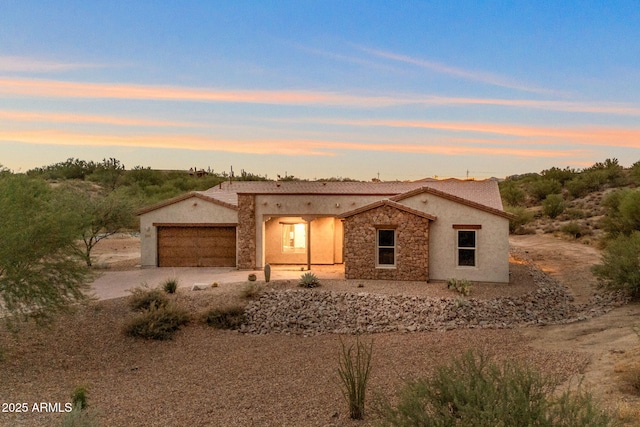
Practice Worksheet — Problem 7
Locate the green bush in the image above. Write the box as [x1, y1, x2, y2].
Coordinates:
[600, 189, 640, 238]
[446, 278, 472, 296]
[162, 278, 178, 294]
[299, 272, 320, 288]
[529, 178, 562, 202]
[631, 160, 640, 184]
[499, 181, 526, 206]
[128, 285, 169, 312]
[124, 303, 190, 340]
[542, 194, 565, 219]
[592, 231, 640, 298]
[338, 336, 373, 420]
[71, 386, 88, 411]
[60, 386, 98, 427]
[566, 170, 608, 198]
[504, 205, 534, 234]
[204, 306, 246, 329]
[375, 350, 613, 427]
[560, 222, 582, 238]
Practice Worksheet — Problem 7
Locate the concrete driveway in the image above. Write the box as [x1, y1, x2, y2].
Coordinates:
[90, 265, 344, 300]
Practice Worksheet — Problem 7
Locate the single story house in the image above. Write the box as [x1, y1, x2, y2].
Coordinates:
[137, 179, 512, 283]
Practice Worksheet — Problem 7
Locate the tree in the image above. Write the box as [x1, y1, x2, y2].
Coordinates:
[60, 183, 136, 266]
[0, 175, 91, 323]
[87, 157, 125, 190]
[592, 232, 640, 298]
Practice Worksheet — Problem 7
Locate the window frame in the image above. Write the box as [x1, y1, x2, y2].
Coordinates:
[281, 222, 306, 254]
[454, 225, 480, 268]
[376, 227, 396, 268]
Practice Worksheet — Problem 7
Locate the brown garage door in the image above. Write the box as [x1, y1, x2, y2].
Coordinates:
[157, 226, 236, 267]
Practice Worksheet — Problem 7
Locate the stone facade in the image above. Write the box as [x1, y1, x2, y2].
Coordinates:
[343, 204, 430, 281]
[237, 194, 256, 269]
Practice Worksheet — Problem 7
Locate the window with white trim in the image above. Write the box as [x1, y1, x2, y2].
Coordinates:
[457, 230, 476, 267]
[282, 223, 306, 253]
[377, 229, 396, 266]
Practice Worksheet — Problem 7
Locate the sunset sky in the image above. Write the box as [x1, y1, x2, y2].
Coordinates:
[1, 1, 639, 180]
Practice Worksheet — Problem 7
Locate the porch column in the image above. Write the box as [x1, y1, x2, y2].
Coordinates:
[301, 216, 315, 271]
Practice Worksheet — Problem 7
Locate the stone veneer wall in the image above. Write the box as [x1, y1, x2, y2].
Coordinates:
[343, 204, 430, 281]
[237, 194, 256, 269]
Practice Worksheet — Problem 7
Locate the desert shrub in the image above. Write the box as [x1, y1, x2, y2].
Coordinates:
[542, 194, 565, 219]
[338, 336, 373, 420]
[592, 231, 640, 298]
[600, 189, 640, 239]
[587, 158, 625, 185]
[375, 350, 613, 427]
[124, 303, 190, 340]
[60, 407, 99, 427]
[299, 272, 320, 288]
[567, 170, 608, 198]
[446, 278, 472, 296]
[71, 386, 88, 410]
[529, 178, 562, 202]
[541, 166, 577, 185]
[631, 160, 640, 184]
[128, 285, 169, 312]
[204, 306, 245, 329]
[162, 278, 178, 294]
[504, 205, 534, 234]
[560, 222, 582, 238]
[240, 281, 262, 299]
[60, 386, 97, 427]
[564, 208, 585, 220]
[499, 181, 526, 206]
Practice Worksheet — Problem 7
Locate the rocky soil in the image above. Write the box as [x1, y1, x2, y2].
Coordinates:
[242, 250, 628, 336]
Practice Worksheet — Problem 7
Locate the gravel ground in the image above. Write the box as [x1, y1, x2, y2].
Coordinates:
[0, 258, 597, 427]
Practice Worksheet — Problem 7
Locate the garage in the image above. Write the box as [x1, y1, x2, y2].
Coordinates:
[157, 225, 236, 267]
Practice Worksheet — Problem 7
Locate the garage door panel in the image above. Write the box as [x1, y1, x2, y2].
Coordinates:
[157, 226, 236, 267]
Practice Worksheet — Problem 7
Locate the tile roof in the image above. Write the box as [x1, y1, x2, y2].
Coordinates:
[199, 179, 504, 212]
[339, 199, 438, 220]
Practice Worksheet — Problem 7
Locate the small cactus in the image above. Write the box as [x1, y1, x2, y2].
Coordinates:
[248, 273, 257, 282]
[299, 272, 320, 288]
[264, 263, 271, 283]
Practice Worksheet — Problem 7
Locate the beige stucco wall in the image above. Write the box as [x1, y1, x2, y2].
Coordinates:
[398, 193, 509, 283]
[253, 194, 388, 267]
[139, 197, 238, 267]
[264, 216, 338, 264]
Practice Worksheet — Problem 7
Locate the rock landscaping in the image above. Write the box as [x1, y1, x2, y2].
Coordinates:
[242, 257, 628, 335]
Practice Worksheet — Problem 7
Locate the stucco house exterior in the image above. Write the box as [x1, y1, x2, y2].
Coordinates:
[137, 179, 512, 283]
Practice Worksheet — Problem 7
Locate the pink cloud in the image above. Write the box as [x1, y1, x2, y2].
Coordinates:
[0, 129, 583, 159]
[2, 77, 640, 116]
[0, 110, 199, 127]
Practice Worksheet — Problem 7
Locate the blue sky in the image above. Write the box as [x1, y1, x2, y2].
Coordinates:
[1, 1, 639, 180]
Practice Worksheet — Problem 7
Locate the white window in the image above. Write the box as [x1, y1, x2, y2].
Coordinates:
[457, 230, 476, 267]
[377, 229, 396, 266]
[282, 223, 306, 253]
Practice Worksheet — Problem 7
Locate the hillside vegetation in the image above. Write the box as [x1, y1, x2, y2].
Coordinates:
[500, 159, 640, 244]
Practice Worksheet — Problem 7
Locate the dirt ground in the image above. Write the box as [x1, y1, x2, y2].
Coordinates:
[80, 233, 640, 421]
[511, 234, 640, 421]
[2, 234, 640, 426]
